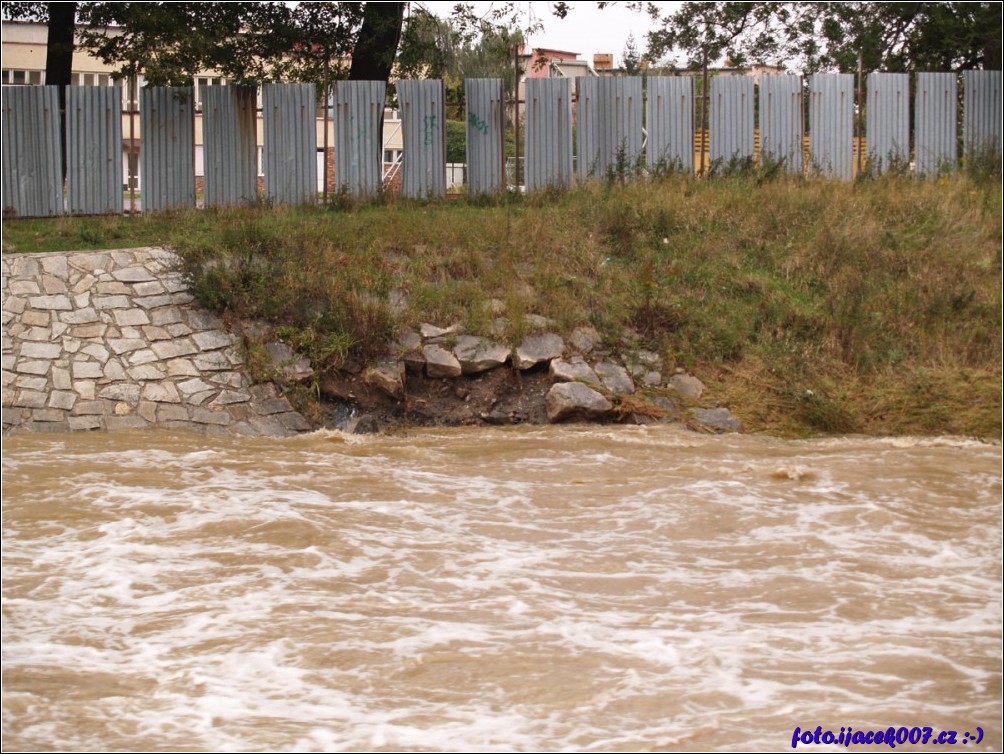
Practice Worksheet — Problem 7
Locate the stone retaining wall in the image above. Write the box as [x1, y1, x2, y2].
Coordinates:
[2, 248, 311, 436]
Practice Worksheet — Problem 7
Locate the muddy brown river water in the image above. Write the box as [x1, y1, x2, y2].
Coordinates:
[2, 426, 1000, 751]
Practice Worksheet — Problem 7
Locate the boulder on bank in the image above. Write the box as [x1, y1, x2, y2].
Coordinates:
[625, 349, 663, 387]
[595, 361, 635, 395]
[264, 341, 313, 384]
[396, 332, 426, 374]
[515, 333, 564, 370]
[669, 373, 705, 399]
[453, 335, 509, 374]
[546, 382, 613, 423]
[420, 323, 462, 343]
[423, 344, 462, 378]
[568, 325, 602, 354]
[364, 362, 405, 399]
[549, 356, 601, 386]
[691, 407, 742, 432]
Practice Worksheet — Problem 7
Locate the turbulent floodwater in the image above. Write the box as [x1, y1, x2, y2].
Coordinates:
[2, 426, 1001, 752]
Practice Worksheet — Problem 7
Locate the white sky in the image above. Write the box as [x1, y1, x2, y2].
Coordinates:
[422, 2, 682, 69]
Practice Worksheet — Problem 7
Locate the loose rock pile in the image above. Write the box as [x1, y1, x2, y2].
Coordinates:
[322, 320, 743, 432]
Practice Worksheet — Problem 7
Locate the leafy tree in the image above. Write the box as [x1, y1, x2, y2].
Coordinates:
[448, 1, 570, 38]
[622, 33, 643, 75]
[397, 7, 523, 92]
[454, 25, 523, 100]
[643, 2, 811, 72]
[396, 8, 459, 81]
[445, 119, 467, 163]
[347, 2, 405, 82]
[2, 2, 407, 86]
[74, 2, 365, 85]
[811, 2, 1001, 73]
[641, 1, 1001, 74]
[3, 2, 78, 176]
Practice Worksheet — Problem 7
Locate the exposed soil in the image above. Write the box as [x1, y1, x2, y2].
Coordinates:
[314, 365, 563, 433]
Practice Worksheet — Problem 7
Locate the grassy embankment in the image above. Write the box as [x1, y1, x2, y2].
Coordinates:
[3, 170, 1001, 437]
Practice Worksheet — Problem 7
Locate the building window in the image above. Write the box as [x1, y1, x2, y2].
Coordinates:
[116, 76, 143, 112]
[195, 76, 226, 111]
[2, 69, 44, 85]
[71, 72, 114, 87]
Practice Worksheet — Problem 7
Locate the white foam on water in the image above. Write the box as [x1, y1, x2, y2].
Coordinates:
[3, 427, 1000, 751]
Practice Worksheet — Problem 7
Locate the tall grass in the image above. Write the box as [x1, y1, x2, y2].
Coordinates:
[5, 172, 999, 436]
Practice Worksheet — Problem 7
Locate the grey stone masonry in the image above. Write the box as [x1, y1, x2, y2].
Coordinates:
[2, 248, 311, 437]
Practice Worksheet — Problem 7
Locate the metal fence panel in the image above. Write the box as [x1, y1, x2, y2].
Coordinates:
[915, 72, 957, 177]
[646, 77, 693, 173]
[333, 80, 386, 198]
[963, 69, 1002, 160]
[525, 78, 573, 190]
[577, 76, 643, 181]
[67, 86, 123, 215]
[1, 85, 63, 217]
[465, 78, 505, 196]
[140, 86, 195, 212]
[759, 75, 803, 173]
[865, 73, 909, 173]
[398, 79, 445, 199]
[808, 73, 853, 179]
[262, 83, 317, 205]
[709, 76, 754, 167]
[202, 85, 258, 206]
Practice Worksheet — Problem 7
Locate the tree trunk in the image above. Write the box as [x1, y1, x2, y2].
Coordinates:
[349, 2, 405, 82]
[45, 1, 76, 179]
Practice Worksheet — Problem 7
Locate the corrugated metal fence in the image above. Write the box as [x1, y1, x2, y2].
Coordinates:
[140, 86, 195, 212]
[710, 76, 754, 168]
[262, 83, 316, 205]
[2, 85, 62, 217]
[915, 73, 958, 177]
[809, 73, 854, 179]
[203, 85, 258, 207]
[866, 73, 910, 172]
[646, 76, 693, 172]
[963, 70, 1003, 158]
[67, 85, 123, 214]
[465, 78, 506, 197]
[525, 78, 573, 191]
[759, 75, 803, 173]
[577, 76, 643, 180]
[333, 80, 385, 198]
[2, 71, 1002, 217]
[397, 79, 445, 199]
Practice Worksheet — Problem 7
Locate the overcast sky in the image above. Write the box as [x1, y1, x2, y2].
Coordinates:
[424, 2, 681, 69]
